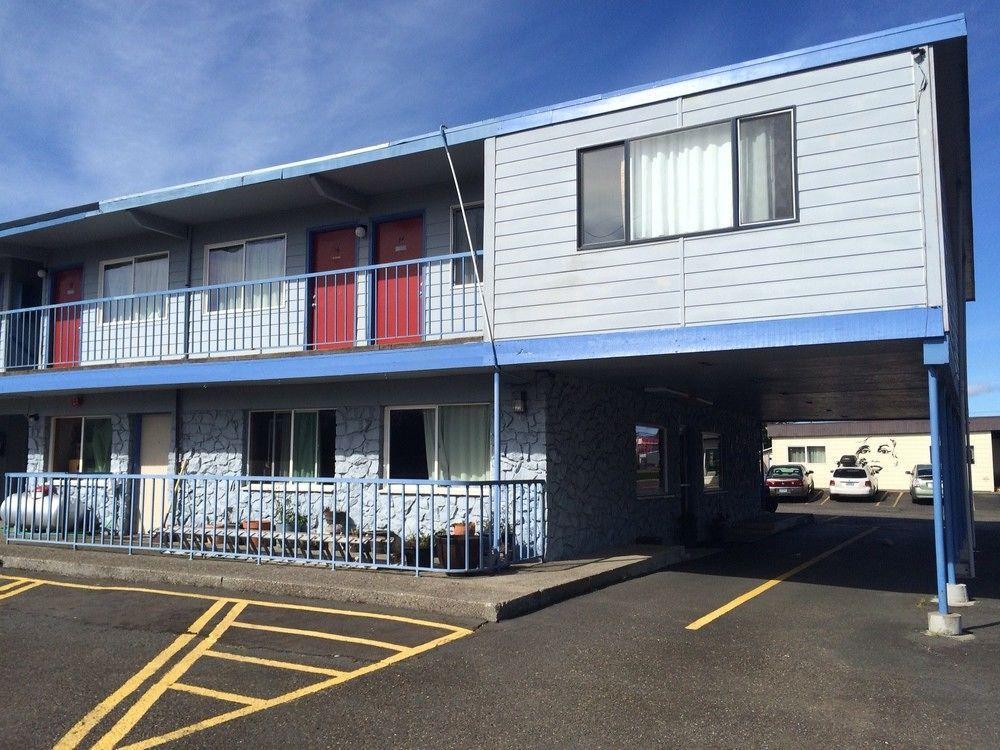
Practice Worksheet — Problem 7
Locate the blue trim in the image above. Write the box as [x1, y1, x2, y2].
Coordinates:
[923, 337, 950, 365]
[495, 307, 945, 366]
[0, 307, 944, 396]
[0, 15, 966, 241]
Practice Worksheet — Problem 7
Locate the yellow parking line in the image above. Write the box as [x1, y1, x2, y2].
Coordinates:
[0, 580, 43, 601]
[204, 648, 347, 677]
[230, 620, 409, 652]
[170, 682, 263, 706]
[0, 578, 28, 592]
[892, 491, 903, 507]
[93, 601, 248, 750]
[54, 599, 228, 750]
[685, 526, 878, 631]
[117, 627, 470, 750]
[820, 493, 830, 505]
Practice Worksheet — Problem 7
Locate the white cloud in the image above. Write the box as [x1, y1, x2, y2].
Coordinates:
[969, 382, 997, 398]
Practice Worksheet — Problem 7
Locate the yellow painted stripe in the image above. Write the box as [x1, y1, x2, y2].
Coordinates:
[117, 627, 471, 750]
[0, 574, 471, 635]
[230, 621, 409, 652]
[170, 682, 263, 706]
[0, 580, 43, 601]
[0, 578, 29, 592]
[93, 602, 247, 750]
[204, 649, 347, 677]
[54, 599, 227, 750]
[685, 526, 878, 631]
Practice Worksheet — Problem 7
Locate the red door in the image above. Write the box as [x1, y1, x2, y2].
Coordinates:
[309, 229, 357, 350]
[50, 268, 82, 368]
[374, 217, 422, 344]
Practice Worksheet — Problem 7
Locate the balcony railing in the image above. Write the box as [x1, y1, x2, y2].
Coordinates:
[0, 252, 484, 372]
[1, 472, 545, 573]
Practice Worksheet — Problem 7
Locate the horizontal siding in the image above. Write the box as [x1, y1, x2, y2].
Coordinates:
[492, 49, 937, 339]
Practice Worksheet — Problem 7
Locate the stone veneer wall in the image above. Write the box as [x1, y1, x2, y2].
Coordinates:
[540, 373, 761, 560]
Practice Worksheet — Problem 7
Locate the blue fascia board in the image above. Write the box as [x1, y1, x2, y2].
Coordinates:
[0, 14, 966, 240]
[0, 307, 944, 396]
[923, 337, 950, 365]
[495, 307, 945, 367]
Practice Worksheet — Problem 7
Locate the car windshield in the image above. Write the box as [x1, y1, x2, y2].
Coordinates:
[915, 468, 933, 479]
[767, 466, 803, 478]
[833, 468, 867, 478]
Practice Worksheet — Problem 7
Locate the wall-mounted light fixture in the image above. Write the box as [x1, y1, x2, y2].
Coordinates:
[36, 269, 47, 279]
[354, 225, 367, 239]
[70, 395, 83, 408]
[512, 390, 528, 414]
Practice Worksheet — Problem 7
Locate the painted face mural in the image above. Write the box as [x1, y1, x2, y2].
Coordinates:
[855, 436, 898, 475]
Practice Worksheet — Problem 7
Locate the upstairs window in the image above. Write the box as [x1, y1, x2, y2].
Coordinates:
[206, 236, 286, 312]
[100, 254, 169, 321]
[578, 109, 795, 248]
[451, 204, 485, 284]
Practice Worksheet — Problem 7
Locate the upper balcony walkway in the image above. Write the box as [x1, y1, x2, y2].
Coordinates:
[0, 252, 483, 373]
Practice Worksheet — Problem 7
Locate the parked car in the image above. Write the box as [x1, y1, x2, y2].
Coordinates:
[765, 464, 814, 499]
[829, 466, 878, 500]
[907, 464, 934, 504]
[837, 454, 859, 468]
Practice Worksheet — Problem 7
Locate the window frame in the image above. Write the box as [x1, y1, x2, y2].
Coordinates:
[48, 415, 113, 474]
[246, 409, 329, 478]
[787, 445, 807, 463]
[97, 252, 170, 324]
[449, 202, 486, 286]
[635, 423, 667, 498]
[382, 403, 491, 481]
[202, 234, 288, 313]
[576, 107, 797, 251]
[702, 431, 723, 493]
[806, 445, 827, 464]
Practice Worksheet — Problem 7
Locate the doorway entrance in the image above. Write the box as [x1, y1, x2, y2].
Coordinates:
[138, 413, 172, 533]
[50, 267, 83, 368]
[374, 216, 422, 344]
[309, 228, 357, 350]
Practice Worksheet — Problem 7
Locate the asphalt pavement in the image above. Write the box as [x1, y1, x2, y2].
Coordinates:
[2, 510, 998, 749]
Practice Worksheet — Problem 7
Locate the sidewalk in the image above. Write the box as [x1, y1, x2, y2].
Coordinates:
[0, 513, 813, 622]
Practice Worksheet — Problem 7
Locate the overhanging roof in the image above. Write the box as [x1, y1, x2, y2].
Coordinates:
[0, 14, 968, 247]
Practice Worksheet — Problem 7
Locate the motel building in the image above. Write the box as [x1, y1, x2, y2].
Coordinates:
[768, 418, 1000, 493]
[0, 17, 977, 632]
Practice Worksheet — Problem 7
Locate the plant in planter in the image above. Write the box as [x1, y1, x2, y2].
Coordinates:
[281, 498, 308, 530]
[403, 533, 433, 566]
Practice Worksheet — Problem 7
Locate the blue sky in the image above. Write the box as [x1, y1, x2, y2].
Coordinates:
[1, 1, 997, 414]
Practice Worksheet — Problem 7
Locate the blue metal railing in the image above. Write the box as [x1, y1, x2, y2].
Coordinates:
[0, 472, 545, 573]
[0, 252, 484, 372]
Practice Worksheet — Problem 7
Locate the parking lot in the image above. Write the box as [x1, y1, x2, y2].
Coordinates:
[2, 507, 998, 748]
[777, 488, 1000, 521]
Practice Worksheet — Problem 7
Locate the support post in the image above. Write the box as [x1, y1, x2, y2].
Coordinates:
[492, 368, 501, 559]
[928, 367, 949, 616]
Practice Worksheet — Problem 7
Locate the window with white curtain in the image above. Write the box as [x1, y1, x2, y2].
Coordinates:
[578, 109, 795, 248]
[100, 254, 169, 321]
[385, 404, 490, 481]
[206, 236, 286, 311]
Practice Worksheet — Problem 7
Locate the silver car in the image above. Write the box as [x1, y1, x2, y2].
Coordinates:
[907, 464, 934, 503]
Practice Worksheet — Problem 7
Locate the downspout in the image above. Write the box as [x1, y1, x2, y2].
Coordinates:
[440, 126, 503, 566]
[928, 367, 949, 616]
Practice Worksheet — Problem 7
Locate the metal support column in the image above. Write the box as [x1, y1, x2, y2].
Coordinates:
[492, 368, 501, 559]
[928, 367, 949, 615]
[941, 392, 957, 585]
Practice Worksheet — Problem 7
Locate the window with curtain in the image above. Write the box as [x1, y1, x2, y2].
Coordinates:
[578, 109, 795, 247]
[579, 144, 625, 247]
[806, 446, 826, 464]
[788, 446, 807, 463]
[451, 205, 485, 284]
[206, 236, 286, 312]
[739, 111, 795, 225]
[386, 404, 490, 481]
[631, 123, 733, 239]
[50, 416, 112, 473]
[101, 254, 168, 321]
[247, 410, 334, 478]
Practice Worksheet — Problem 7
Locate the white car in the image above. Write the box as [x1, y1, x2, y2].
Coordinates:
[829, 466, 878, 500]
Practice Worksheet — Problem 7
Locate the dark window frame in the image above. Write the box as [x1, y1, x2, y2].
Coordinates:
[449, 203, 485, 285]
[246, 409, 335, 478]
[577, 107, 798, 251]
[635, 423, 667, 498]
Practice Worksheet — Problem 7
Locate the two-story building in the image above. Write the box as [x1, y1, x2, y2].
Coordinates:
[0, 17, 975, 619]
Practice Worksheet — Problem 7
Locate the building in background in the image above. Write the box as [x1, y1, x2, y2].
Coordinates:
[768, 418, 999, 492]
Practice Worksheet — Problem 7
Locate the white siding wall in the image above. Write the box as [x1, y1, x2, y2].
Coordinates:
[490, 51, 942, 339]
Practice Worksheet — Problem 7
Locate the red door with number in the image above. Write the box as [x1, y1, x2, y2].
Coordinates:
[374, 217, 422, 344]
[309, 228, 357, 350]
[50, 268, 82, 367]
